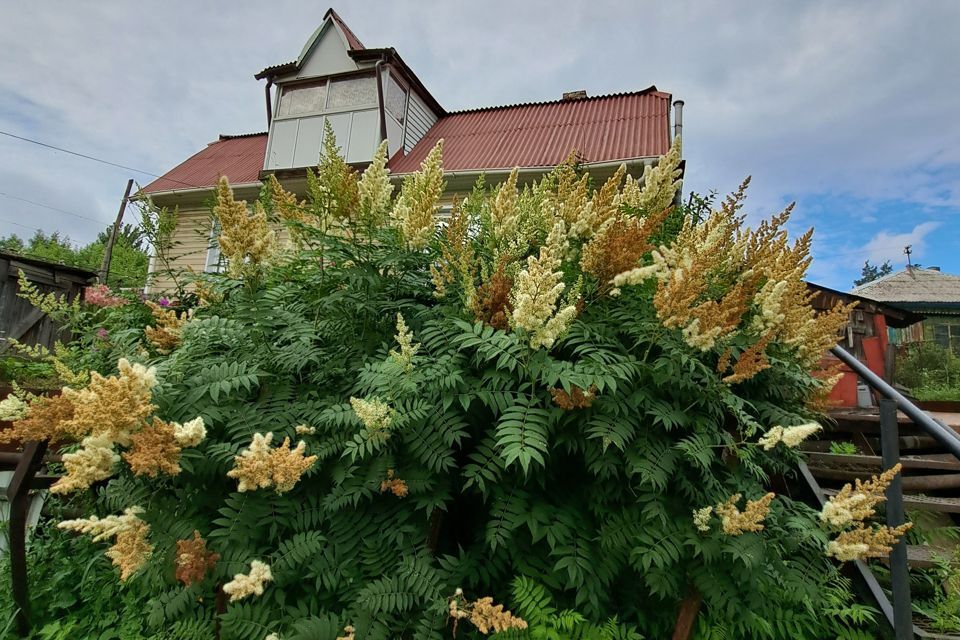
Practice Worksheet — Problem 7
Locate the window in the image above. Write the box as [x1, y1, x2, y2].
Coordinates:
[934, 324, 949, 348]
[278, 82, 328, 117]
[268, 72, 381, 169]
[326, 76, 377, 109]
[205, 220, 223, 273]
[385, 75, 407, 123]
[276, 75, 378, 118]
[931, 322, 960, 353]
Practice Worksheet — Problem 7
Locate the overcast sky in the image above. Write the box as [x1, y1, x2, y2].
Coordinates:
[1, 0, 958, 289]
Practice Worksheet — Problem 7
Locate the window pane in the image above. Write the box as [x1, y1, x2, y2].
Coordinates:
[934, 324, 950, 348]
[279, 83, 327, 117]
[327, 76, 377, 109]
[205, 220, 223, 273]
[385, 75, 407, 122]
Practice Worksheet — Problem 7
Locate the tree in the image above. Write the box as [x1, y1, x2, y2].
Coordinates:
[854, 260, 893, 286]
[0, 226, 149, 289]
[0, 134, 886, 639]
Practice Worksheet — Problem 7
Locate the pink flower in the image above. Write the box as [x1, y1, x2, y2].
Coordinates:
[158, 297, 171, 307]
[96, 328, 109, 340]
[84, 284, 127, 308]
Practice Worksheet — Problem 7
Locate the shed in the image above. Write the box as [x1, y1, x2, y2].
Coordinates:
[0, 252, 96, 353]
[807, 282, 922, 407]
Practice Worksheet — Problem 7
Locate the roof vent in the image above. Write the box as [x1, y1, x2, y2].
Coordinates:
[930, 266, 941, 271]
[562, 90, 587, 101]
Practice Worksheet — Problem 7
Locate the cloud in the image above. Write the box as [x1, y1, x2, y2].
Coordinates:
[859, 221, 941, 266]
[0, 0, 958, 288]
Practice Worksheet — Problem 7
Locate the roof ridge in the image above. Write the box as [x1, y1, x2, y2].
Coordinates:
[218, 132, 268, 141]
[851, 268, 909, 293]
[324, 8, 365, 51]
[853, 266, 960, 295]
[444, 86, 667, 116]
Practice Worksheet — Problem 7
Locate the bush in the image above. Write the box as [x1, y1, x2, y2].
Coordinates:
[1, 133, 884, 639]
[895, 342, 960, 401]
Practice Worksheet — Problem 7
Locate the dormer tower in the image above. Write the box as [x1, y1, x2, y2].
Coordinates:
[256, 9, 443, 171]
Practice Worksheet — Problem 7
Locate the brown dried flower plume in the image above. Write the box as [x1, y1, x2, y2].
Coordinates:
[175, 531, 220, 586]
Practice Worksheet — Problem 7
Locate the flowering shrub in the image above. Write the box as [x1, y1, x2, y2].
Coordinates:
[3, 130, 891, 639]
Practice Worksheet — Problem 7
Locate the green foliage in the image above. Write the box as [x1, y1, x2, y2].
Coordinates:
[895, 341, 960, 401]
[0, 509, 187, 640]
[829, 441, 859, 455]
[853, 260, 893, 287]
[0, 228, 148, 289]
[6, 135, 880, 639]
[0, 355, 58, 389]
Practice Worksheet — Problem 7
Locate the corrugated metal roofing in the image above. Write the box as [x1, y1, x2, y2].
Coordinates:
[141, 134, 267, 194]
[143, 91, 672, 194]
[387, 88, 672, 174]
[852, 268, 960, 304]
[328, 8, 365, 51]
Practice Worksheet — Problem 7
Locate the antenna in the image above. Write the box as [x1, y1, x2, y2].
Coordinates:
[904, 245, 913, 268]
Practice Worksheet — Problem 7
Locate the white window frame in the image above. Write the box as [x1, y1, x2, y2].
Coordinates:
[205, 219, 223, 273]
[274, 73, 378, 121]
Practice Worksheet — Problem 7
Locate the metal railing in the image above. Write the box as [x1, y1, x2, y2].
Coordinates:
[830, 345, 960, 639]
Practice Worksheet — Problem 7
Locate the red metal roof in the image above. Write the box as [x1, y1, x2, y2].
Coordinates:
[141, 134, 267, 194]
[327, 8, 365, 51]
[388, 88, 672, 174]
[143, 89, 672, 194]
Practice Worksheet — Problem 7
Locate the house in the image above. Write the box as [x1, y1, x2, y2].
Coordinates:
[852, 266, 960, 352]
[807, 282, 920, 405]
[140, 8, 683, 292]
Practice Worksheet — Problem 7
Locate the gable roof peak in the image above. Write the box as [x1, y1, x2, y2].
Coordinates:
[255, 7, 365, 80]
[323, 8, 365, 51]
[852, 266, 960, 305]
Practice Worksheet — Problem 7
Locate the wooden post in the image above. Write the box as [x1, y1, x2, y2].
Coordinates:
[7, 439, 48, 637]
[671, 586, 702, 640]
[98, 178, 134, 284]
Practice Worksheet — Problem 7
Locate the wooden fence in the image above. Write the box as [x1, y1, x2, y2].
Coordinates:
[0, 251, 96, 353]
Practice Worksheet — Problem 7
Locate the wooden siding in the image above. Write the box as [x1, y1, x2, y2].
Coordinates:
[147, 209, 302, 294]
[0, 253, 94, 352]
[147, 209, 213, 294]
[404, 91, 438, 154]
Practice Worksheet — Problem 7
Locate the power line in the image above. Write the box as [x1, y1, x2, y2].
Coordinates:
[0, 192, 111, 224]
[0, 130, 203, 190]
[0, 216, 43, 232]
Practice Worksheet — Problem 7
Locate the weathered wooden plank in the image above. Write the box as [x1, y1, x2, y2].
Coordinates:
[0, 307, 46, 353]
[8, 439, 48, 636]
[822, 488, 960, 514]
[806, 451, 960, 471]
[809, 467, 960, 491]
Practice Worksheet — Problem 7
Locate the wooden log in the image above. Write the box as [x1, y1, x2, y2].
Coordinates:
[672, 586, 702, 640]
[805, 451, 960, 472]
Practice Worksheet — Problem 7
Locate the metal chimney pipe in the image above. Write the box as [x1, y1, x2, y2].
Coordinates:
[672, 99, 684, 142]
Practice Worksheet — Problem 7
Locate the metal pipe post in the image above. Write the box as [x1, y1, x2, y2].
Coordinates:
[880, 398, 912, 640]
[831, 345, 960, 459]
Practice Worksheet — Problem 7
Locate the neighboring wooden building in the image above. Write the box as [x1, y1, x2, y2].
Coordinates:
[807, 282, 920, 407]
[852, 267, 960, 352]
[139, 8, 682, 292]
[0, 252, 95, 353]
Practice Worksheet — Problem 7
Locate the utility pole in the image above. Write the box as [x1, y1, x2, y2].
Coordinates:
[904, 245, 913, 269]
[99, 178, 134, 284]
